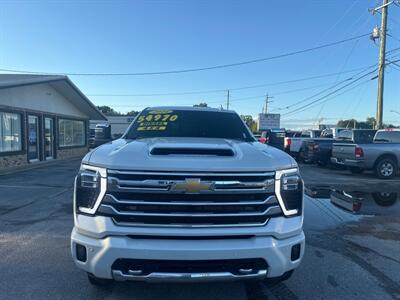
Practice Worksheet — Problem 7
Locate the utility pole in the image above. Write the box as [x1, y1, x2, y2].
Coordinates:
[375, 0, 389, 129]
[263, 93, 274, 114]
[226, 90, 230, 110]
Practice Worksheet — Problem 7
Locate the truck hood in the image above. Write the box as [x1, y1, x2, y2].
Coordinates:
[83, 137, 297, 172]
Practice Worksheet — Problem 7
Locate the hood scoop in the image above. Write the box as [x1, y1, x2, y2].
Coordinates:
[150, 147, 235, 156]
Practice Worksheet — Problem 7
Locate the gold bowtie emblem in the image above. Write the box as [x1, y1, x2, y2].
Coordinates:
[173, 179, 212, 193]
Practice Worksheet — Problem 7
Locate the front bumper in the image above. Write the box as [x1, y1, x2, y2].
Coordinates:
[71, 228, 305, 281]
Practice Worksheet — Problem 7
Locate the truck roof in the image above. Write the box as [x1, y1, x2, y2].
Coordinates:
[377, 128, 400, 132]
[144, 106, 236, 114]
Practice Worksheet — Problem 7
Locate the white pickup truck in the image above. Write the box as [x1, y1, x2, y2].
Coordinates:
[71, 106, 305, 286]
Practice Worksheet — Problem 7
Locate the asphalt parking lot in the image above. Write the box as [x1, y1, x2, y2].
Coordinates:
[0, 159, 400, 299]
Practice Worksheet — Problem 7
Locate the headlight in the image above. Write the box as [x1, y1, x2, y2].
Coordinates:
[275, 168, 303, 217]
[74, 164, 107, 215]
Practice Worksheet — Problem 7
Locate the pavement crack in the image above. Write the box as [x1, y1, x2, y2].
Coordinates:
[0, 199, 37, 216]
[346, 240, 400, 265]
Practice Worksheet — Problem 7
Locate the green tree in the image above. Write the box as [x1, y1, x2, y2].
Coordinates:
[96, 105, 121, 116]
[337, 117, 398, 129]
[126, 110, 139, 116]
[336, 119, 358, 129]
[240, 115, 257, 133]
[337, 117, 376, 129]
[366, 117, 376, 128]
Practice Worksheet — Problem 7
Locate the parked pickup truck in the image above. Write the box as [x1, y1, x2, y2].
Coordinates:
[303, 129, 376, 166]
[331, 129, 400, 179]
[284, 131, 301, 153]
[71, 106, 305, 286]
[301, 138, 334, 166]
[259, 129, 286, 150]
[288, 130, 321, 159]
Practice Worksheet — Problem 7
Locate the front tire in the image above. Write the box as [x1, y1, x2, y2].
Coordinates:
[375, 157, 397, 179]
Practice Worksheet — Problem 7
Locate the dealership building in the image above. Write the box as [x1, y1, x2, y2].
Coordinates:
[0, 74, 106, 171]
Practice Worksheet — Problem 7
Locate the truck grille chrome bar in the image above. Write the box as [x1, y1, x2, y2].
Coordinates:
[112, 269, 268, 282]
[97, 170, 281, 227]
[98, 203, 282, 217]
[111, 258, 268, 282]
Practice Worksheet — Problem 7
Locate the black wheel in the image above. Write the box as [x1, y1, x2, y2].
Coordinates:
[317, 160, 327, 167]
[264, 270, 293, 285]
[371, 192, 397, 206]
[375, 157, 397, 179]
[349, 166, 364, 174]
[87, 273, 114, 287]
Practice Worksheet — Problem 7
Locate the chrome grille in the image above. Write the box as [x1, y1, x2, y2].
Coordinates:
[97, 170, 282, 227]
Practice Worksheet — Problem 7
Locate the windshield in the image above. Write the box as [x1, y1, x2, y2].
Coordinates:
[336, 130, 353, 141]
[374, 130, 400, 143]
[125, 109, 254, 142]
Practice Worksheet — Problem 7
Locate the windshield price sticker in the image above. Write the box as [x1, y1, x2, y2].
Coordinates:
[147, 110, 173, 114]
[136, 112, 178, 131]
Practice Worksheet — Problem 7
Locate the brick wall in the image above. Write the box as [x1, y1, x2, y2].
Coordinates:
[0, 154, 28, 169]
[57, 147, 89, 160]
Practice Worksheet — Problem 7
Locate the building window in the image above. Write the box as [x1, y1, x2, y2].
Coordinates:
[0, 112, 22, 153]
[59, 119, 85, 147]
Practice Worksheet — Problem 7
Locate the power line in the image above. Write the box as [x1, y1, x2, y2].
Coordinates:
[97, 57, 400, 111]
[270, 64, 376, 113]
[104, 81, 340, 108]
[387, 32, 400, 42]
[0, 33, 370, 77]
[281, 68, 378, 117]
[281, 79, 372, 119]
[313, 39, 360, 124]
[86, 64, 379, 97]
[86, 48, 400, 99]
[105, 65, 381, 110]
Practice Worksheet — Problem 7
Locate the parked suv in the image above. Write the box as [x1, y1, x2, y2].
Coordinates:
[331, 129, 400, 179]
[71, 107, 305, 286]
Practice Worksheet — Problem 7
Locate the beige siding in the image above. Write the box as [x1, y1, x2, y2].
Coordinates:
[0, 83, 86, 118]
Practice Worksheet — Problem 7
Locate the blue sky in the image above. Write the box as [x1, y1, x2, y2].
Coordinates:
[1, 0, 400, 128]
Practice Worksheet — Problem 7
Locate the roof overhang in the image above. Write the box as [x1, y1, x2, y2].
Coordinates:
[49, 78, 107, 120]
[0, 74, 107, 121]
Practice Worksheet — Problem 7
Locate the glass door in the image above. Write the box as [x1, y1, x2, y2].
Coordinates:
[28, 115, 40, 162]
[44, 117, 54, 160]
